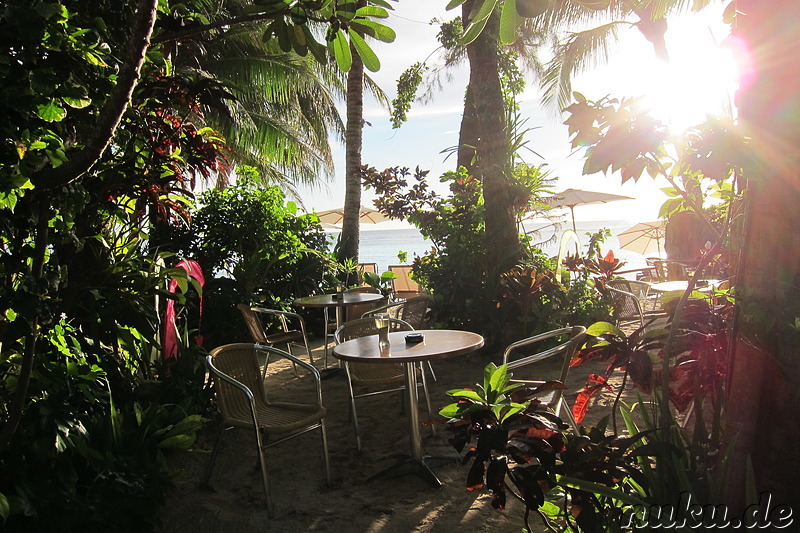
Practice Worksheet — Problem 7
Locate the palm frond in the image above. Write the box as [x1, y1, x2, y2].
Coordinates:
[540, 21, 624, 113]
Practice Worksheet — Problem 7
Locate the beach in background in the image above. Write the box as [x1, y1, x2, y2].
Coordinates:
[325, 219, 651, 275]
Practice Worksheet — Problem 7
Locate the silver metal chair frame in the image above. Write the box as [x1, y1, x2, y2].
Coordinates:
[333, 317, 433, 451]
[203, 344, 331, 518]
[502, 326, 587, 432]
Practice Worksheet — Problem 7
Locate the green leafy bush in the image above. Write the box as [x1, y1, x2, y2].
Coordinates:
[163, 177, 331, 345]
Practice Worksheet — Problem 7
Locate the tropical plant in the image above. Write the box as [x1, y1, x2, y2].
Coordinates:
[162, 177, 329, 345]
[440, 362, 657, 533]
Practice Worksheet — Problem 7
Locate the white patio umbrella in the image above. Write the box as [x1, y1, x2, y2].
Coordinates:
[315, 205, 388, 225]
[544, 188, 634, 231]
[617, 220, 667, 256]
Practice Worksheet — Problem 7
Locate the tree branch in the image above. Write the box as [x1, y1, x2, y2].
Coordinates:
[36, 0, 159, 190]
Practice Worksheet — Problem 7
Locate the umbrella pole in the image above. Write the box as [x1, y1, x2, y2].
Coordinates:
[570, 206, 577, 232]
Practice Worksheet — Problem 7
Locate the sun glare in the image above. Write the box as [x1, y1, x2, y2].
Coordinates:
[637, 10, 740, 132]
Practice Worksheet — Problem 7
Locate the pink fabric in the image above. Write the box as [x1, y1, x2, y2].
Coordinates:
[163, 259, 205, 360]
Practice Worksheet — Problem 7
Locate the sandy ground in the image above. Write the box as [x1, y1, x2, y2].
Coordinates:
[155, 336, 622, 533]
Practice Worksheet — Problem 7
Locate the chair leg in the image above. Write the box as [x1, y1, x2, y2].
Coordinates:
[202, 425, 225, 490]
[419, 362, 435, 437]
[323, 307, 331, 368]
[301, 334, 314, 367]
[285, 342, 300, 377]
[320, 419, 332, 485]
[254, 426, 275, 518]
[344, 363, 362, 451]
[425, 361, 437, 382]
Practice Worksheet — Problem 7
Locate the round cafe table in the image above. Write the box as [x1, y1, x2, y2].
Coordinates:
[333, 329, 484, 487]
[293, 292, 384, 368]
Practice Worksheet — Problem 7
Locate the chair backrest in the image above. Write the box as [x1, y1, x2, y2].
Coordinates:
[207, 343, 267, 421]
[606, 286, 644, 329]
[334, 317, 413, 344]
[399, 294, 430, 329]
[652, 259, 689, 281]
[502, 326, 587, 428]
[358, 262, 378, 275]
[343, 286, 385, 321]
[388, 265, 421, 299]
[503, 326, 587, 378]
[357, 263, 378, 287]
[608, 278, 650, 300]
[237, 304, 269, 344]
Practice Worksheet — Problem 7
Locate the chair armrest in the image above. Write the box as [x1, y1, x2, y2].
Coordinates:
[503, 326, 585, 369]
[251, 307, 308, 333]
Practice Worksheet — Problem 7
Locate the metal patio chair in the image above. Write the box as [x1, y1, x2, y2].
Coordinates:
[203, 343, 331, 517]
[503, 326, 587, 432]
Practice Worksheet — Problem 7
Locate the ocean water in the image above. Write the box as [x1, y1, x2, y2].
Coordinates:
[326, 219, 650, 275]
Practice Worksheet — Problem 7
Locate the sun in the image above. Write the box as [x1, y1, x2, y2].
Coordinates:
[638, 9, 740, 131]
[575, 5, 739, 133]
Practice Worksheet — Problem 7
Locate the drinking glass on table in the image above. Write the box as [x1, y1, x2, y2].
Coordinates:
[374, 313, 390, 355]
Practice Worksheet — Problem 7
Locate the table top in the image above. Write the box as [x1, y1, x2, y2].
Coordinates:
[649, 279, 724, 293]
[293, 292, 384, 308]
[333, 329, 484, 364]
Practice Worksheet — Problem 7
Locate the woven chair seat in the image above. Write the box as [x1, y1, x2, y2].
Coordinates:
[264, 330, 304, 345]
[223, 401, 327, 434]
[348, 362, 405, 387]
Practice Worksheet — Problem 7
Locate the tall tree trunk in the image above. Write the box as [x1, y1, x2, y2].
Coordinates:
[339, 0, 368, 271]
[726, 0, 800, 508]
[459, 1, 520, 284]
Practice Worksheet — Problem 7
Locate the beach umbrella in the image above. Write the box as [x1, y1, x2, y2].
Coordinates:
[617, 220, 666, 256]
[315, 205, 388, 225]
[544, 188, 634, 231]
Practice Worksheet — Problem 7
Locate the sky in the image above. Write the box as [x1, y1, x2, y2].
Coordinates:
[295, 1, 737, 228]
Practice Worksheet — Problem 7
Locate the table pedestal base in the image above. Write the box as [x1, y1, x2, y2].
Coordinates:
[366, 454, 458, 488]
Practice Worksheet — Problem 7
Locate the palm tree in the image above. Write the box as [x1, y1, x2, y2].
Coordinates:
[539, 0, 696, 111]
[339, 0, 369, 265]
[171, 21, 347, 195]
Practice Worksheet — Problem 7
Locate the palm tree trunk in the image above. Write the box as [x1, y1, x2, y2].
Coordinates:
[339, 0, 368, 268]
[726, 0, 800, 508]
[460, 1, 520, 281]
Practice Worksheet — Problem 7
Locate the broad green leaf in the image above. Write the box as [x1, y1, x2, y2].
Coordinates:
[292, 25, 308, 56]
[332, 29, 352, 71]
[348, 29, 380, 72]
[482, 362, 499, 390]
[446, 0, 468, 9]
[350, 19, 396, 42]
[336, 1, 358, 20]
[459, 13, 490, 45]
[36, 101, 67, 122]
[5, 309, 17, 321]
[157, 434, 196, 450]
[62, 97, 91, 109]
[29, 141, 47, 150]
[356, 5, 389, 17]
[488, 363, 509, 393]
[585, 321, 625, 337]
[468, 0, 498, 24]
[449, 389, 484, 402]
[302, 24, 328, 64]
[0, 491, 8, 521]
[438, 403, 461, 418]
[558, 475, 647, 506]
[499, 0, 520, 44]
